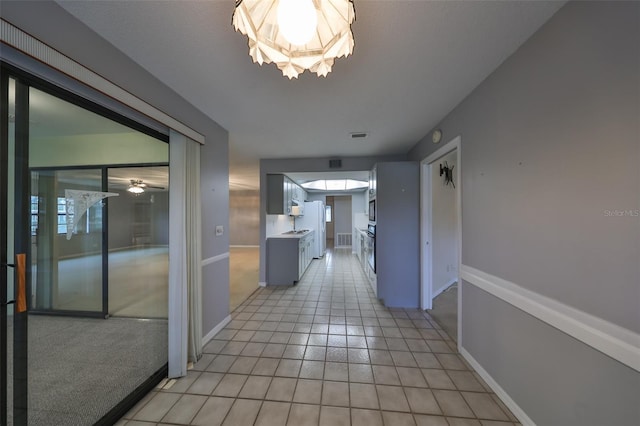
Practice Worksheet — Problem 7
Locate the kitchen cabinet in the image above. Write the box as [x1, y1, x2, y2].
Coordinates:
[297, 232, 314, 280]
[266, 230, 315, 285]
[266, 174, 307, 215]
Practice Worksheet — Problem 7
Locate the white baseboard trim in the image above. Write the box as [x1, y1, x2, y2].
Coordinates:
[230, 245, 260, 248]
[460, 347, 535, 426]
[258, 281, 267, 287]
[461, 265, 640, 373]
[201, 315, 231, 347]
[202, 252, 230, 266]
[432, 278, 458, 299]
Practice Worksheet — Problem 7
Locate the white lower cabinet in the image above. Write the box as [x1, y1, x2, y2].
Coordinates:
[298, 232, 314, 280]
[355, 228, 376, 296]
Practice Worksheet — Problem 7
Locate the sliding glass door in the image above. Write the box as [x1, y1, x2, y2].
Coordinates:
[2, 64, 170, 425]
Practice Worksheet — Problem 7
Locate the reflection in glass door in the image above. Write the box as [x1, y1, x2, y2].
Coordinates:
[108, 166, 169, 319]
[30, 169, 105, 315]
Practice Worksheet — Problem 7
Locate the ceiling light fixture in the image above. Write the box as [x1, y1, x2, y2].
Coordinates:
[301, 179, 367, 191]
[232, 0, 356, 79]
[127, 180, 145, 194]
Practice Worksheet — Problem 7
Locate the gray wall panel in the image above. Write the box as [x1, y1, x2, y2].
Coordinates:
[200, 137, 230, 258]
[202, 259, 231, 339]
[462, 281, 640, 425]
[333, 196, 352, 237]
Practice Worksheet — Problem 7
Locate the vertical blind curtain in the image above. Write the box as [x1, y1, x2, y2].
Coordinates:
[185, 138, 203, 364]
[168, 130, 202, 378]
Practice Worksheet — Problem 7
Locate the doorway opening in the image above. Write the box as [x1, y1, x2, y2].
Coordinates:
[420, 136, 461, 345]
[229, 188, 260, 310]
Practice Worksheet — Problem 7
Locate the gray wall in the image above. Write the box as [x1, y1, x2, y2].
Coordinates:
[409, 1, 639, 424]
[229, 189, 260, 246]
[333, 196, 352, 238]
[463, 282, 640, 426]
[3, 0, 231, 337]
[259, 155, 405, 283]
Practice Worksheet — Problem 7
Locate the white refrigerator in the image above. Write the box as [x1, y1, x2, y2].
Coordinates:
[299, 201, 326, 258]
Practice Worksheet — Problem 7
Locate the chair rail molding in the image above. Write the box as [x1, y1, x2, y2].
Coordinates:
[461, 264, 640, 372]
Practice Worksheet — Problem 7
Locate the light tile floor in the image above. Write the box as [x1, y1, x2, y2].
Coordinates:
[117, 248, 520, 426]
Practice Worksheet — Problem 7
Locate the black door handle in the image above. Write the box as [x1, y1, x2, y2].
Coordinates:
[2, 300, 15, 306]
[1, 263, 15, 268]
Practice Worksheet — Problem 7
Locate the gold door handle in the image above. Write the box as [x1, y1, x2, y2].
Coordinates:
[16, 253, 26, 313]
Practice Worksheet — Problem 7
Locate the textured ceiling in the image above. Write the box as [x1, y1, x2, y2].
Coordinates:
[56, 0, 565, 189]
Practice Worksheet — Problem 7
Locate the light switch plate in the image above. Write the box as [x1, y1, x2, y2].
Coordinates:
[215, 225, 224, 236]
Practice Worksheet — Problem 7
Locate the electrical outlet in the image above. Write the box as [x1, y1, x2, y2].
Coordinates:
[215, 225, 224, 236]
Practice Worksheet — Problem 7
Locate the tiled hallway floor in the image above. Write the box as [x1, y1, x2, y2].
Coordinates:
[118, 249, 520, 426]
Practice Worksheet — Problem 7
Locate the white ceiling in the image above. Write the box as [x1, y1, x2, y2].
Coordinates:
[56, 0, 565, 190]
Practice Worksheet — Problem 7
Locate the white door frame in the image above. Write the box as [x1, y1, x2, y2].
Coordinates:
[420, 135, 462, 347]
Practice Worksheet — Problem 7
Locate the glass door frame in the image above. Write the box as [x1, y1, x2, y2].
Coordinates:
[1, 60, 10, 426]
[2, 67, 30, 426]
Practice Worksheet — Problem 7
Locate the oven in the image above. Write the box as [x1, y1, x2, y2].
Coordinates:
[366, 224, 376, 273]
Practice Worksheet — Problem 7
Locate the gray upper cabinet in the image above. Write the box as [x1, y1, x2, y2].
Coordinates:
[267, 174, 307, 215]
[267, 174, 286, 215]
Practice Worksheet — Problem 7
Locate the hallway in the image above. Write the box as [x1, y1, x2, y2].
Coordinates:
[118, 249, 518, 426]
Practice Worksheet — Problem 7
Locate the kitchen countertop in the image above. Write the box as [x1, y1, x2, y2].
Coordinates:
[268, 229, 314, 239]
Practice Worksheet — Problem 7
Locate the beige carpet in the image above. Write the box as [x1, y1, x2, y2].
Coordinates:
[7, 315, 166, 426]
[229, 246, 260, 311]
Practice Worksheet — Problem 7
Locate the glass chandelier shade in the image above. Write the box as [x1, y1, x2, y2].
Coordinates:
[232, 0, 356, 79]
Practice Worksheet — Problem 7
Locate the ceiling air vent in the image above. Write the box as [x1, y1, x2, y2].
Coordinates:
[329, 159, 342, 169]
[350, 132, 368, 139]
